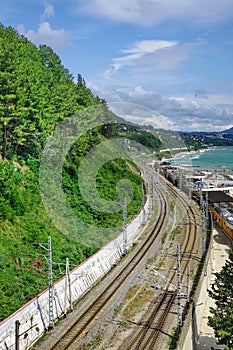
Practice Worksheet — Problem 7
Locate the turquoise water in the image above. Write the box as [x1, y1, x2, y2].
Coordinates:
[170, 146, 233, 175]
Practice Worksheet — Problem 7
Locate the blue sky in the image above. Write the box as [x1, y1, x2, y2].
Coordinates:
[1, 0, 233, 131]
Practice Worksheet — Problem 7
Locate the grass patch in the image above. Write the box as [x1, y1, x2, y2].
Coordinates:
[168, 226, 181, 248]
[87, 331, 103, 349]
[125, 285, 141, 300]
[119, 321, 129, 328]
[153, 260, 165, 270]
[123, 286, 154, 319]
[170, 201, 175, 214]
[168, 326, 179, 349]
[114, 304, 123, 316]
[170, 227, 181, 241]
[162, 231, 169, 244]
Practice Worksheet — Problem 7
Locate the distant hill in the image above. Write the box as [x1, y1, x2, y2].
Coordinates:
[222, 127, 233, 135]
[182, 126, 233, 136]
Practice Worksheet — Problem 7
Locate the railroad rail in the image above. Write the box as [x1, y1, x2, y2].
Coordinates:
[127, 290, 176, 350]
[166, 179, 202, 282]
[35, 174, 171, 350]
[124, 176, 202, 349]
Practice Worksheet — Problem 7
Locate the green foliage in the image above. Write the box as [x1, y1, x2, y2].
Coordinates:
[208, 250, 233, 349]
[0, 24, 146, 322]
[116, 123, 162, 152]
[168, 327, 179, 349]
[0, 159, 26, 219]
[76, 73, 98, 107]
[0, 153, 143, 321]
[63, 130, 143, 234]
[0, 161, 97, 321]
[0, 24, 102, 160]
[181, 132, 233, 148]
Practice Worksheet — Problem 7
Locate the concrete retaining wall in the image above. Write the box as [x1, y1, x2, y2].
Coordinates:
[0, 200, 150, 350]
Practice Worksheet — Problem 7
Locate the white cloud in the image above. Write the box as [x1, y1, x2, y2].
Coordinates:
[41, 3, 54, 20]
[104, 64, 122, 79]
[17, 2, 71, 50]
[105, 39, 177, 78]
[122, 40, 177, 55]
[41, 3, 54, 21]
[76, 0, 233, 26]
[143, 43, 192, 71]
[114, 53, 142, 63]
[18, 22, 71, 50]
[108, 101, 178, 130]
[89, 83, 233, 132]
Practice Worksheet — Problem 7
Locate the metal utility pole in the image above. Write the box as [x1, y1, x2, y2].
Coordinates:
[199, 188, 207, 256]
[48, 236, 54, 329]
[205, 191, 209, 223]
[188, 174, 192, 199]
[64, 258, 73, 315]
[200, 188, 203, 209]
[187, 266, 190, 302]
[215, 169, 218, 187]
[123, 197, 128, 255]
[179, 167, 182, 190]
[151, 175, 154, 195]
[176, 244, 183, 328]
[141, 183, 146, 225]
[34, 237, 54, 329]
[15, 320, 20, 350]
[201, 205, 206, 257]
[151, 175, 154, 211]
[157, 167, 160, 185]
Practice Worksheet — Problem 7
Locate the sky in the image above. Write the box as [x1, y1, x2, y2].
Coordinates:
[1, 0, 233, 131]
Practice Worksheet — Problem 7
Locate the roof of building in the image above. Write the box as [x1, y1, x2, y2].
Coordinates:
[206, 191, 233, 203]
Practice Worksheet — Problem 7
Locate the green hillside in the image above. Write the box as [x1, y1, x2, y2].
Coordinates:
[0, 24, 145, 321]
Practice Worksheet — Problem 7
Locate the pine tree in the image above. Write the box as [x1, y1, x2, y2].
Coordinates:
[0, 26, 19, 158]
[208, 250, 233, 349]
[76, 73, 98, 107]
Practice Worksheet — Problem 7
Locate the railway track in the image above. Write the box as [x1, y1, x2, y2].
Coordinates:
[35, 174, 171, 350]
[166, 180, 202, 282]
[35, 171, 202, 350]
[124, 177, 202, 349]
[127, 290, 176, 350]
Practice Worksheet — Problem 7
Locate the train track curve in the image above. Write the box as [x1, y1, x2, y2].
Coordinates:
[35, 172, 172, 350]
[124, 176, 202, 350]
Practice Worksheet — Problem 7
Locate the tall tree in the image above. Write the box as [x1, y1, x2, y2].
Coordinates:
[208, 250, 233, 349]
[0, 25, 19, 158]
[0, 24, 108, 160]
[0, 25, 78, 159]
[76, 73, 98, 107]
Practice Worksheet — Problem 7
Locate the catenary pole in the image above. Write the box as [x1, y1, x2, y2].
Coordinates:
[176, 244, 182, 328]
[48, 236, 54, 329]
[123, 197, 128, 255]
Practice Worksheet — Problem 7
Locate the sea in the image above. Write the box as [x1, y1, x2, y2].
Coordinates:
[169, 146, 233, 176]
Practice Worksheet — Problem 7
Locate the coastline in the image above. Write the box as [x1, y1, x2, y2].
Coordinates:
[164, 147, 209, 163]
[164, 146, 233, 175]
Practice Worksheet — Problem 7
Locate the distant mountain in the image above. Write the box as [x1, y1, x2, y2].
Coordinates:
[181, 131, 212, 136]
[182, 127, 233, 136]
[222, 127, 233, 135]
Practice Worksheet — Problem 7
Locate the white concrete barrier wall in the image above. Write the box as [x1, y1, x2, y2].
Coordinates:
[182, 324, 193, 350]
[195, 256, 212, 336]
[0, 200, 150, 350]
